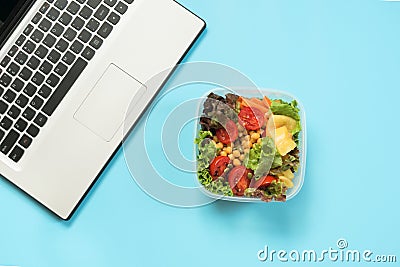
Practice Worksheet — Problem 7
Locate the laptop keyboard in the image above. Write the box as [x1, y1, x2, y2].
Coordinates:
[0, 0, 133, 163]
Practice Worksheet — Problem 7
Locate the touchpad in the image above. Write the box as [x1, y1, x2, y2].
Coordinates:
[74, 64, 146, 141]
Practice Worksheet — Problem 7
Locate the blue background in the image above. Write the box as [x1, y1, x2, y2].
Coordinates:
[1, 0, 399, 266]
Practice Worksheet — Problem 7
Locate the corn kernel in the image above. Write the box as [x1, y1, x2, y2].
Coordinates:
[225, 147, 232, 154]
[220, 151, 227, 157]
[213, 136, 218, 142]
[216, 142, 223, 149]
[251, 132, 260, 140]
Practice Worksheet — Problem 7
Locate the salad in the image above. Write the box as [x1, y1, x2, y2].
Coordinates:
[195, 92, 301, 202]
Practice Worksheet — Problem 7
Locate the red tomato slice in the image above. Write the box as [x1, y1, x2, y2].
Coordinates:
[228, 166, 251, 196]
[250, 175, 277, 189]
[209, 156, 230, 180]
[216, 120, 238, 144]
[238, 106, 265, 131]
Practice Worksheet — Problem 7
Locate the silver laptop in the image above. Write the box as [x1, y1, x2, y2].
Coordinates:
[0, 0, 205, 219]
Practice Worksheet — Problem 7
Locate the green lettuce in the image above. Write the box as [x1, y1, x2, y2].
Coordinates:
[204, 177, 233, 196]
[271, 100, 300, 121]
[198, 168, 213, 186]
[244, 137, 276, 180]
[195, 130, 213, 144]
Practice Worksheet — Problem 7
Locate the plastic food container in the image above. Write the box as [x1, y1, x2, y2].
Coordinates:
[195, 88, 306, 202]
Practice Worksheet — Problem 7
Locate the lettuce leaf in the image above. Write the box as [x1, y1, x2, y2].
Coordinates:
[244, 137, 276, 180]
[205, 177, 233, 196]
[198, 168, 213, 186]
[195, 130, 213, 144]
[271, 100, 300, 121]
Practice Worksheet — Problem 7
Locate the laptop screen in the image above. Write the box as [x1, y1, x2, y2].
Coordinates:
[0, 0, 34, 48]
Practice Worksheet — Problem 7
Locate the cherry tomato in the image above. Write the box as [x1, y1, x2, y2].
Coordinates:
[209, 156, 230, 180]
[238, 106, 265, 131]
[250, 175, 277, 189]
[228, 166, 251, 196]
[216, 120, 238, 144]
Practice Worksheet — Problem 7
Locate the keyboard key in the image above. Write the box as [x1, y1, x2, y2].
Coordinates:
[39, 2, 50, 13]
[47, 50, 61, 63]
[19, 67, 33, 81]
[78, 29, 92, 43]
[54, 62, 68, 76]
[10, 78, 24, 92]
[23, 83, 37, 97]
[38, 84, 52, 98]
[0, 87, 4, 96]
[3, 90, 17, 103]
[31, 29, 44, 43]
[55, 38, 69, 52]
[76, 0, 85, 3]
[72, 16, 85, 31]
[124, 0, 134, 3]
[87, 0, 101, 9]
[51, 23, 64, 37]
[31, 12, 43, 24]
[7, 105, 21, 119]
[19, 134, 32, 148]
[55, 0, 68, 10]
[94, 5, 110, 21]
[9, 146, 24, 162]
[89, 35, 103, 49]
[62, 51, 76, 65]
[97, 22, 113, 38]
[35, 44, 49, 59]
[59, 12, 72, 26]
[70, 40, 84, 54]
[104, 0, 117, 7]
[115, 1, 128, 14]
[63, 27, 77, 41]
[0, 100, 8, 114]
[42, 58, 87, 116]
[23, 40, 36, 54]
[14, 118, 28, 132]
[31, 72, 45, 85]
[27, 56, 40, 69]
[34, 113, 47, 127]
[7, 62, 20, 76]
[23, 107, 36, 121]
[8, 45, 19, 57]
[43, 34, 57, 48]
[15, 51, 28, 65]
[46, 74, 60, 87]
[0, 129, 20, 155]
[0, 56, 11, 68]
[23, 24, 34, 36]
[0, 116, 12, 130]
[15, 35, 26, 46]
[79, 6, 93, 19]
[16, 94, 29, 108]
[0, 73, 12, 86]
[81, 46, 95, 60]
[30, 96, 44, 110]
[0, 130, 4, 141]
[86, 18, 100, 32]
[46, 7, 60, 21]
[27, 124, 39, 137]
[38, 18, 52, 32]
[67, 2, 80, 15]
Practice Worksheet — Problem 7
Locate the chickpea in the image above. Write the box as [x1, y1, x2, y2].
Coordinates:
[233, 159, 241, 166]
[238, 132, 243, 137]
[244, 135, 250, 141]
[239, 154, 245, 161]
[220, 151, 227, 157]
[243, 148, 250, 154]
[241, 141, 249, 149]
[225, 147, 232, 154]
[228, 154, 234, 160]
[232, 150, 241, 158]
[251, 132, 260, 140]
[216, 142, 223, 149]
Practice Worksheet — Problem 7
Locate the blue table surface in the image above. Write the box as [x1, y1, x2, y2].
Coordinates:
[1, 1, 400, 266]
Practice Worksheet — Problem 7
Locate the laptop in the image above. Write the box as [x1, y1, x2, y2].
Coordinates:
[0, 0, 205, 219]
